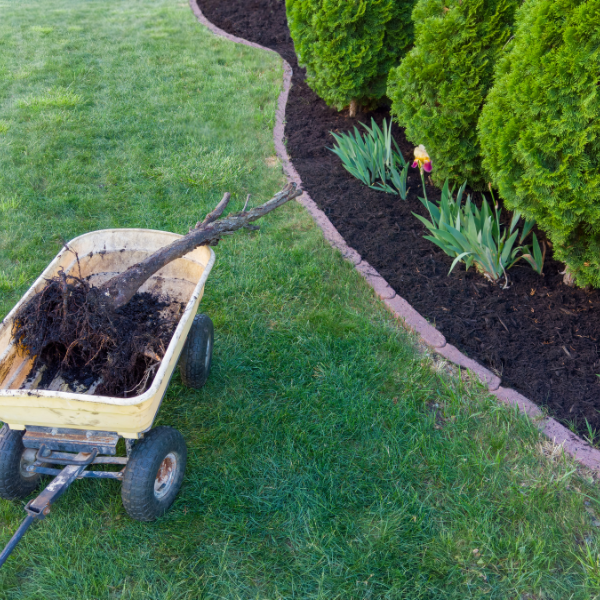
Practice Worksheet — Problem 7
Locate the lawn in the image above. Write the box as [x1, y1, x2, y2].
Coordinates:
[1, 0, 600, 598]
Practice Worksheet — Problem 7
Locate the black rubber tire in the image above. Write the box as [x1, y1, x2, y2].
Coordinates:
[121, 426, 187, 522]
[179, 313, 214, 390]
[0, 425, 42, 500]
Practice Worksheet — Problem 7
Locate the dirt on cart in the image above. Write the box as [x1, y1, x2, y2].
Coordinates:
[13, 274, 183, 398]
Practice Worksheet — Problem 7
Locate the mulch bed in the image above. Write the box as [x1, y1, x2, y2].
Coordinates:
[197, 0, 600, 437]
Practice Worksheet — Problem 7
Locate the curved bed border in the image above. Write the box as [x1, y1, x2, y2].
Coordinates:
[189, 0, 600, 474]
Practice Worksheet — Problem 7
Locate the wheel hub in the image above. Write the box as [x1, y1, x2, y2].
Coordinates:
[154, 452, 177, 499]
[19, 448, 38, 479]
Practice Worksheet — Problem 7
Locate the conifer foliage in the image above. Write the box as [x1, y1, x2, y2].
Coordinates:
[479, 0, 600, 287]
[387, 0, 518, 189]
[286, 0, 416, 112]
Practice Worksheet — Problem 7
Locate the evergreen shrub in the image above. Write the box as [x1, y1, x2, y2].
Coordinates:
[387, 0, 518, 189]
[286, 0, 416, 112]
[478, 0, 600, 287]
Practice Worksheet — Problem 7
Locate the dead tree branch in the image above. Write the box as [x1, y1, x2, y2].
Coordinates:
[100, 183, 301, 309]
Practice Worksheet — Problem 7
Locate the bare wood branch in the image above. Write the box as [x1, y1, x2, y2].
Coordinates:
[100, 183, 301, 309]
[195, 192, 231, 229]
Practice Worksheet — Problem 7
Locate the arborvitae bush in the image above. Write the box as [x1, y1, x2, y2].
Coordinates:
[387, 0, 518, 189]
[479, 0, 600, 287]
[286, 0, 416, 112]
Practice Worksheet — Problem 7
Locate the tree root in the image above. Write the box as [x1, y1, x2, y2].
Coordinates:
[12, 274, 180, 397]
[10, 184, 301, 397]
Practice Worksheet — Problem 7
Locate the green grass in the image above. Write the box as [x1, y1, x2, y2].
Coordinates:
[1, 0, 600, 598]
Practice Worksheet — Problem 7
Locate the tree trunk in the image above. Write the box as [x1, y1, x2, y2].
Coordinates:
[561, 266, 576, 287]
[349, 99, 358, 118]
[99, 183, 301, 310]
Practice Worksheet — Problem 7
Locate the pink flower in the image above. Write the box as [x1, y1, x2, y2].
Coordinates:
[412, 145, 432, 173]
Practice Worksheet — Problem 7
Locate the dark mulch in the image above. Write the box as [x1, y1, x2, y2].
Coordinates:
[197, 0, 600, 437]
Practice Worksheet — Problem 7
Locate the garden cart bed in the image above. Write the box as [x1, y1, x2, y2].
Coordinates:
[0, 228, 214, 437]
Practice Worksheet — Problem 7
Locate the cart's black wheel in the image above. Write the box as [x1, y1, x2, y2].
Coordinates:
[0, 425, 42, 500]
[121, 426, 187, 521]
[179, 313, 213, 390]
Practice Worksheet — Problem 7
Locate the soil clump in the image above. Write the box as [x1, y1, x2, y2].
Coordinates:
[13, 274, 181, 398]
